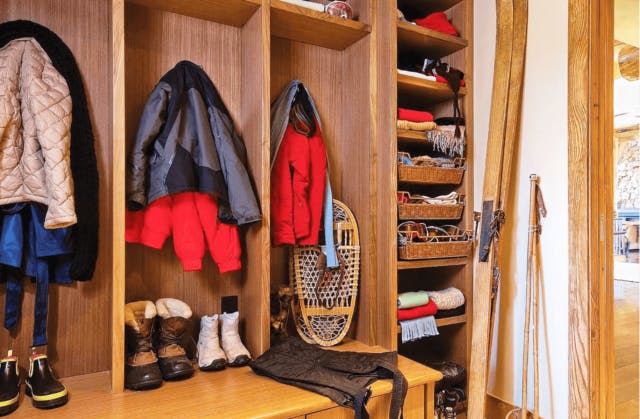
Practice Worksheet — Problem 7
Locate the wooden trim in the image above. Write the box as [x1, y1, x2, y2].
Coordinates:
[568, 0, 614, 416]
[111, 0, 126, 393]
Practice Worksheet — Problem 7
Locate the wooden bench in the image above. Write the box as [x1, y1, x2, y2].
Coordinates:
[11, 340, 442, 418]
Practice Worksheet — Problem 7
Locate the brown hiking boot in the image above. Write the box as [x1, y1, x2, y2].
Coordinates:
[155, 299, 195, 380]
[125, 301, 163, 390]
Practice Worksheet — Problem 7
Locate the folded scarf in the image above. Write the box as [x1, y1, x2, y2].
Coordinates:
[397, 120, 437, 131]
[426, 125, 466, 157]
[399, 316, 439, 343]
[398, 108, 434, 122]
[414, 12, 458, 36]
[428, 287, 465, 310]
[397, 291, 430, 309]
[397, 299, 438, 321]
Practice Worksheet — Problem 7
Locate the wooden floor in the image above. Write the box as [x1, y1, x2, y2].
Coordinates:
[615, 279, 639, 419]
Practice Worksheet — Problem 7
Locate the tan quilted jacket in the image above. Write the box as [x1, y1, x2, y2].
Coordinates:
[0, 38, 76, 229]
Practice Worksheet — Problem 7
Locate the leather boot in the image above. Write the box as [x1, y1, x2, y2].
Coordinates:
[220, 311, 251, 367]
[197, 315, 226, 371]
[155, 299, 194, 380]
[0, 353, 19, 416]
[125, 301, 163, 390]
[25, 353, 67, 409]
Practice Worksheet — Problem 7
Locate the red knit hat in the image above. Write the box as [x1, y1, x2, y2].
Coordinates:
[414, 12, 458, 36]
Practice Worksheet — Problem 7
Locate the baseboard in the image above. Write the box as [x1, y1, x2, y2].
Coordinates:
[486, 393, 543, 419]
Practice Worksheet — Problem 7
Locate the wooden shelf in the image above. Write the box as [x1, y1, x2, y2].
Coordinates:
[8, 340, 442, 418]
[435, 314, 467, 327]
[126, 0, 261, 27]
[398, 257, 468, 270]
[397, 128, 431, 146]
[397, 21, 467, 58]
[398, 0, 464, 17]
[397, 315, 467, 334]
[271, 0, 371, 50]
[397, 73, 467, 106]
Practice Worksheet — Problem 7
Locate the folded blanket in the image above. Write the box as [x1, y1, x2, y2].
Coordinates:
[397, 299, 438, 321]
[399, 316, 439, 343]
[434, 304, 466, 319]
[428, 287, 465, 310]
[397, 120, 437, 131]
[397, 291, 430, 309]
[426, 125, 466, 157]
[413, 191, 459, 205]
[398, 108, 434, 122]
[398, 69, 436, 81]
[414, 12, 458, 36]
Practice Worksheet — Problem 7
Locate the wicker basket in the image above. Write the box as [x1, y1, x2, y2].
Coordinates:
[398, 159, 465, 185]
[398, 240, 472, 260]
[290, 200, 360, 346]
[398, 201, 465, 220]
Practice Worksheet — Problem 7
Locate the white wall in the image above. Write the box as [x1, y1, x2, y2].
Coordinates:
[473, 1, 569, 418]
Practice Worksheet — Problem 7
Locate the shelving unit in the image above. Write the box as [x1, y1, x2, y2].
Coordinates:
[393, 0, 474, 417]
[0, 0, 470, 416]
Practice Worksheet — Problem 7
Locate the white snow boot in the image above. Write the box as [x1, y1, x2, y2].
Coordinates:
[220, 311, 251, 367]
[197, 315, 226, 371]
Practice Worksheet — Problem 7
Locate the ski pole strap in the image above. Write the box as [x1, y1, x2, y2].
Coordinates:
[478, 201, 506, 262]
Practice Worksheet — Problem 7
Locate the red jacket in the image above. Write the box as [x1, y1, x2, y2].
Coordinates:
[126, 192, 241, 273]
[271, 123, 327, 246]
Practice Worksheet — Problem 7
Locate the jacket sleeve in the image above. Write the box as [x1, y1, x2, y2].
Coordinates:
[194, 193, 241, 274]
[289, 131, 311, 241]
[209, 108, 262, 225]
[126, 83, 170, 210]
[22, 42, 76, 229]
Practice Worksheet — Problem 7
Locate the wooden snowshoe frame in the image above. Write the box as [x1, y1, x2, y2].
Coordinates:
[289, 200, 360, 346]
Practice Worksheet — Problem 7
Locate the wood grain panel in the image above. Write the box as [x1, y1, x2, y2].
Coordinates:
[240, 5, 271, 357]
[372, 0, 399, 350]
[123, 4, 253, 356]
[112, 0, 126, 393]
[0, 0, 113, 378]
[269, 34, 375, 344]
[568, 0, 615, 417]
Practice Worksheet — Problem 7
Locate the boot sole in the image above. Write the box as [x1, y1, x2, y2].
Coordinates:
[0, 394, 19, 416]
[161, 369, 194, 381]
[227, 355, 251, 368]
[199, 359, 226, 372]
[25, 384, 68, 409]
[125, 378, 163, 391]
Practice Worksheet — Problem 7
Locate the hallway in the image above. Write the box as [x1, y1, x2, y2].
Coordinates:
[615, 279, 639, 418]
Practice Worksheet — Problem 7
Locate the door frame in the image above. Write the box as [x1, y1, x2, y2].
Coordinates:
[568, 0, 615, 417]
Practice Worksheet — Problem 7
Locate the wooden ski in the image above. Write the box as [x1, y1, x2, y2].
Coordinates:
[468, 0, 528, 417]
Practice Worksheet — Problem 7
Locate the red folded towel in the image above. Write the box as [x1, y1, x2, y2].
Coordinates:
[398, 108, 434, 122]
[397, 300, 438, 321]
[414, 12, 458, 36]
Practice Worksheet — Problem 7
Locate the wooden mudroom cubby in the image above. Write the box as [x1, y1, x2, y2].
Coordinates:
[1, 0, 473, 416]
